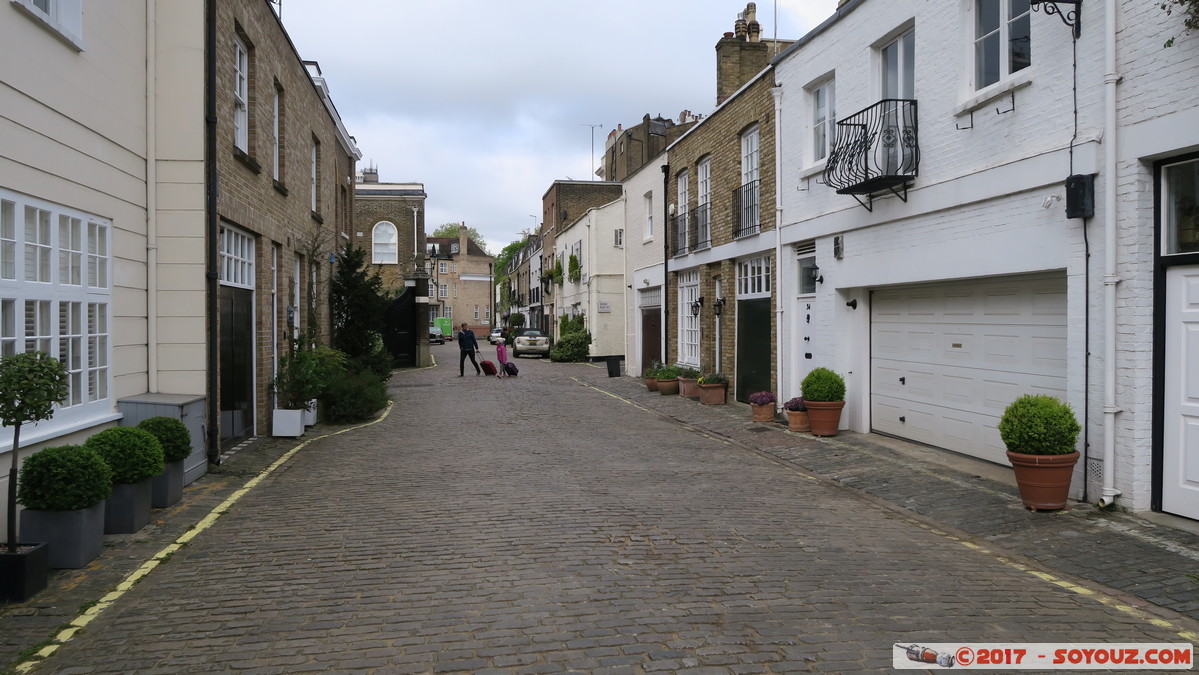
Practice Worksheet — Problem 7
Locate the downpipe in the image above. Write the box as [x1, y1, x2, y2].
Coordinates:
[1099, 0, 1121, 508]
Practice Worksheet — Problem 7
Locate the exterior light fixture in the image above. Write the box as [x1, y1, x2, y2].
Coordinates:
[1030, 0, 1082, 39]
[713, 297, 726, 316]
[691, 296, 704, 316]
[810, 264, 824, 284]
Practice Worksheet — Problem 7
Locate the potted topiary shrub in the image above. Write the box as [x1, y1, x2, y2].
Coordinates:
[998, 394, 1082, 511]
[656, 365, 682, 396]
[17, 445, 112, 569]
[802, 367, 846, 436]
[697, 372, 729, 405]
[748, 391, 777, 422]
[84, 427, 164, 534]
[678, 367, 701, 400]
[137, 417, 192, 508]
[783, 397, 810, 433]
[271, 347, 322, 437]
[643, 364, 661, 392]
[0, 351, 68, 601]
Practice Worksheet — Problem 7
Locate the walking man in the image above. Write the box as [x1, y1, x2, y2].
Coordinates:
[457, 322, 481, 376]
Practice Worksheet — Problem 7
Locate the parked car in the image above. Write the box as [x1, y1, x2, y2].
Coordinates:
[429, 327, 445, 344]
[488, 327, 503, 344]
[511, 329, 550, 358]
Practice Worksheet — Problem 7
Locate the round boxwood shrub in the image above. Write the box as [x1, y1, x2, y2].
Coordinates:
[137, 416, 192, 463]
[801, 367, 846, 402]
[549, 330, 591, 362]
[17, 445, 112, 511]
[998, 394, 1081, 455]
[320, 368, 390, 423]
[84, 427, 165, 484]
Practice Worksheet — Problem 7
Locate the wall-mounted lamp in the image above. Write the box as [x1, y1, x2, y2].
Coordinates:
[846, 299, 858, 310]
[1030, 0, 1082, 39]
[810, 264, 824, 284]
[713, 297, 726, 316]
[691, 296, 704, 316]
[668, 203, 677, 217]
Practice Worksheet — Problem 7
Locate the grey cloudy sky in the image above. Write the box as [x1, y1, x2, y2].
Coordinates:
[278, 0, 839, 254]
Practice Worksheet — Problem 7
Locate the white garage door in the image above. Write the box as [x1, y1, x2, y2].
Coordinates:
[871, 273, 1067, 465]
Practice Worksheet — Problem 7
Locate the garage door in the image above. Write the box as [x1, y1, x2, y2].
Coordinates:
[871, 273, 1067, 465]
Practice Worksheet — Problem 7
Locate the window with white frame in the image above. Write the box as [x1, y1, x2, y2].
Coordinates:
[485, 306, 491, 321]
[12, 0, 85, 49]
[676, 170, 690, 251]
[614, 228, 624, 247]
[644, 192, 654, 238]
[272, 83, 284, 182]
[439, 283, 447, 298]
[371, 222, 398, 264]
[474, 305, 480, 320]
[445, 305, 452, 320]
[882, 29, 915, 99]
[678, 269, 700, 367]
[811, 79, 836, 162]
[737, 255, 772, 298]
[1163, 157, 1199, 255]
[439, 261, 448, 274]
[233, 34, 250, 153]
[0, 189, 111, 444]
[219, 225, 254, 289]
[975, 0, 1030, 90]
[739, 128, 761, 234]
[697, 157, 712, 247]
[428, 280, 435, 297]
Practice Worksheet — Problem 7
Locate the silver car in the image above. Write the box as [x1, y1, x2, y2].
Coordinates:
[511, 329, 550, 358]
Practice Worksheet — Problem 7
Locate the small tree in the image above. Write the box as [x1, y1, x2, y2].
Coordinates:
[330, 241, 387, 365]
[1, 352, 69, 553]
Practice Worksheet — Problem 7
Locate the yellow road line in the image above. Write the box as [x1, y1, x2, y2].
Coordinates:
[15, 402, 395, 673]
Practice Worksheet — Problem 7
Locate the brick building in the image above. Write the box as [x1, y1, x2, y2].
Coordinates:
[427, 225, 494, 335]
[540, 181, 623, 337]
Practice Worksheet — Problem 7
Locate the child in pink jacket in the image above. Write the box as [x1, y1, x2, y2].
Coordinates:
[495, 338, 509, 378]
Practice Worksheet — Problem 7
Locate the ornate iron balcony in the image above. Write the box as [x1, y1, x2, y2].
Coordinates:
[733, 180, 760, 238]
[824, 99, 919, 210]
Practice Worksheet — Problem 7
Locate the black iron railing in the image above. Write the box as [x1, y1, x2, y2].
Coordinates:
[733, 180, 760, 238]
[670, 211, 690, 257]
[824, 99, 919, 199]
[692, 203, 711, 250]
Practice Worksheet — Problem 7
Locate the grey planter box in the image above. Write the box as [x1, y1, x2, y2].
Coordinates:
[20, 501, 106, 569]
[152, 459, 185, 508]
[104, 479, 152, 534]
[0, 542, 49, 601]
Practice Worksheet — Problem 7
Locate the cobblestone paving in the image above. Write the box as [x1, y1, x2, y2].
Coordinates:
[10, 349, 1199, 673]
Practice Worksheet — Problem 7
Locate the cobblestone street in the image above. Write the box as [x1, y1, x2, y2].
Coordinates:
[13, 350, 1199, 673]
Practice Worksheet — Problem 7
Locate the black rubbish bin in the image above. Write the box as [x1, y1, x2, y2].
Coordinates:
[606, 356, 621, 378]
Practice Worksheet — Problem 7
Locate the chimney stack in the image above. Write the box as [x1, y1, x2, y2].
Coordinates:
[715, 3, 770, 105]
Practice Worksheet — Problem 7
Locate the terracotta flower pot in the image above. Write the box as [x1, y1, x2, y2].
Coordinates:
[1006, 450, 1080, 511]
[657, 378, 680, 395]
[805, 400, 844, 436]
[751, 403, 775, 422]
[786, 409, 811, 432]
[645, 377, 659, 392]
[678, 377, 700, 399]
[697, 383, 727, 405]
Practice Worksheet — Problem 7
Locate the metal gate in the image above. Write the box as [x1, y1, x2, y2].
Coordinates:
[384, 289, 417, 368]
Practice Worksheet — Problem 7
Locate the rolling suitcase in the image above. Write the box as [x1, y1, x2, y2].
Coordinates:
[480, 360, 498, 375]
[504, 361, 519, 377]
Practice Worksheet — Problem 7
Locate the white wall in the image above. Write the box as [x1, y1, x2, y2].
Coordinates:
[622, 158, 666, 375]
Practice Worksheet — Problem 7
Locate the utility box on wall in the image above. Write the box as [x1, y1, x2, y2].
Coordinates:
[117, 394, 207, 485]
[1065, 174, 1095, 219]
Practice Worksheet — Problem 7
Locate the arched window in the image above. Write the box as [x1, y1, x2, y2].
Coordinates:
[372, 221, 398, 264]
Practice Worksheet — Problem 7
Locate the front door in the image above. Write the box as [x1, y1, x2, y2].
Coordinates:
[736, 298, 772, 403]
[219, 285, 254, 448]
[1163, 266, 1199, 520]
[641, 307, 661, 371]
[385, 289, 416, 368]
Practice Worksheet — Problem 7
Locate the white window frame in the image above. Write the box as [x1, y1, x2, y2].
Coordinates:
[811, 78, 836, 163]
[219, 225, 255, 290]
[737, 255, 772, 299]
[11, 0, 85, 51]
[233, 34, 249, 153]
[677, 269, 700, 368]
[1163, 157, 1199, 255]
[439, 283, 448, 298]
[881, 28, 915, 99]
[973, 0, 1031, 91]
[439, 261, 448, 274]
[676, 170, 690, 250]
[697, 156, 712, 247]
[0, 188, 112, 451]
[371, 222, 398, 264]
[644, 191, 654, 239]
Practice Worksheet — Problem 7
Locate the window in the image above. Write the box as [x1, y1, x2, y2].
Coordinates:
[614, 229, 624, 247]
[451, 243, 460, 254]
[644, 192, 654, 238]
[439, 283, 447, 298]
[371, 222, 398, 264]
[737, 255, 772, 298]
[474, 305, 480, 320]
[12, 0, 85, 50]
[485, 306, 491, 321]
[439, 262, 448, 274]
[697, 157, 712, 247]
[445, 305, 452, 320]
[812, 79, 836, 162]
[310, 137, 320, 214]
[738, 127, 761, 236]
[675, 171, 689, 253]
[233, 34, 250, 153]
[975, 0, 1030, 90]
[427, 280, 435, 298]
[798, 256, 817, 295]
[272, 83, 284, 182]
[218, 225, 254, 289]
[0, 188, 111, 445]
[678, 269, 700, 367]
[1163, 157, 1199, 255]
[882, 29, 915, 99]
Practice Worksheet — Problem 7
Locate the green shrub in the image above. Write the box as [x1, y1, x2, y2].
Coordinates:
[320, 368, 390, 423]
[137, 417, 192, 463]
[17, 445, 112, 511]
[698, 372, 728, 385]
[84, 427, 164, 484]
[550, 329, 592, 362]
[558, 313, 586, 336]
[656, 364, 682, 380]
[678, 367, 700, 379]
[998, 394, 1081, 455]
[567, 254, 582, 283]
[352, 334, 394, 383]
[801, 367, 846, 402]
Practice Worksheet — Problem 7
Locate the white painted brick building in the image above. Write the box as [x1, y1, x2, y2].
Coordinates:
[621, 157, 668, 376]
[556, 198, 627, 359]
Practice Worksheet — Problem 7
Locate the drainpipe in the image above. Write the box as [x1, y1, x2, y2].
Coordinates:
[772, 84, 785, 398]
[204, 0, 221, 465]
[662, 163, 670, 365]
[146, 0, 159, 392]
[1098, 0, 1121, 507]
